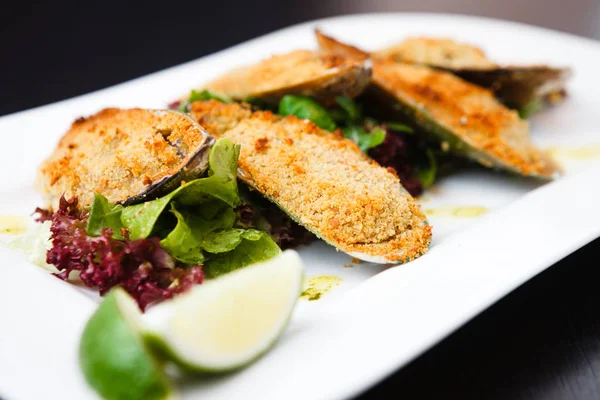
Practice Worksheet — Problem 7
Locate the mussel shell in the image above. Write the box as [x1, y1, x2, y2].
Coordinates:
[364, 61, 560, 179]
[36, 109, 214, 209]
[189, 100, 432, 264]
[454, 66, 572, 110]
[122, 111, 215, 206]
[372, 37, 571, 111]
[374, 36, 495, 70]
[203, 50, 372, 106]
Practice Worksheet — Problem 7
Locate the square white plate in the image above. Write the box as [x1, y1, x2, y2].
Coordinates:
[2, 13, 600, 400]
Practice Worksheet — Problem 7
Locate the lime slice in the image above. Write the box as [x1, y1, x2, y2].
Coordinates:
[143, 249, 304, 373]
[79, 288, 175, 400]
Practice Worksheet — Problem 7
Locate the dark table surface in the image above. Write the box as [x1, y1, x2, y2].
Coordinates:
[3, 1, 600, 399]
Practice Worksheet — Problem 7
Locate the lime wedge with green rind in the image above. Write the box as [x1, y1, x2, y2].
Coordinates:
[79, 288, 175, 400]
[143, 249, 304, 373]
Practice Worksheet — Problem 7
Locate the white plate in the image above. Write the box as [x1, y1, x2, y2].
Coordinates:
[2, 12, 600, 400]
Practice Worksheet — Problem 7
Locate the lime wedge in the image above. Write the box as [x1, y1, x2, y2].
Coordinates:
[79, 288, 175, 400]
[143, 249, 304, 373]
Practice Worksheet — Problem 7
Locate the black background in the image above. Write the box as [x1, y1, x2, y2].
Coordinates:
[3, 1, 600, 399]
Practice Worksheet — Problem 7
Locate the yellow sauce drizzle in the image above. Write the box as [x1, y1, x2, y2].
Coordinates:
[300, 275, 342, 301]
[423, 206, 489, 218]
[546, 144, 600, 161]
[0, 215, 29, 234]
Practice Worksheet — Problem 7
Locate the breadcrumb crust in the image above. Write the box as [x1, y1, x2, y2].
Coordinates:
[375, 37, 495, 70]
[37, 108, 211, 209]
[315, 30, 559, 178]
[203, 50, 370, 104]
[191, 100, 431, 262]
[373, 60, 559, 177]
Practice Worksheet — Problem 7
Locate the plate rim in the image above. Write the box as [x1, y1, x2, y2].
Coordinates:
[2, 11, 599, 122]
[2, 12, 600, 400]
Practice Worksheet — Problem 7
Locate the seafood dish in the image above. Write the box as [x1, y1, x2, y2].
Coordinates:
[3, 22, 573, 400]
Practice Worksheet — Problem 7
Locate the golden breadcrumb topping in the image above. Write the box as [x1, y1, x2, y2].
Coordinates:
[315, 30, 559, 178]
[36, 108, 211, 209]
[203, 50, 370, 104]
[191, 100, 431, 262]
[373, 60, 559, 177]
[375, 37, 496, 70]
[315, 29, 370, 61]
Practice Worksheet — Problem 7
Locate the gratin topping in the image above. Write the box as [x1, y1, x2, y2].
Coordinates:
[191, 100, 431, 262]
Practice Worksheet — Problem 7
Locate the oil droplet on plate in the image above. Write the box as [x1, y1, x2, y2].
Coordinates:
[546, 144, 600, 161]
[423, 206, 489, 218]
[300, 275, 342, 301]
[0, 215, 29, 235]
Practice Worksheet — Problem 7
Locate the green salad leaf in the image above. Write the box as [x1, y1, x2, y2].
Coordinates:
[159, 208, 205, 265]
[120, 197, 173, 241]
[200, 229, 246, 254]
[278, 95, 337, 131]
[385, 122, 414, 133]
[518, 98, 544, 119]
[190, 89, 232, 104]
[203, 230, 281, 278]
[121, 139, 240, 240]
[179, 89, 232, 112]
[86, 194, 125, 240]
[87, 138, 280, 276]
[244, 96, 278, 112]
[415, 149, 438, 188]
[342, 126, 387, 153]
[176, 140, 240, 208]
[276, 95, 392, 153]
[335, 96, 362, 123]
[159, 204, 244, 265]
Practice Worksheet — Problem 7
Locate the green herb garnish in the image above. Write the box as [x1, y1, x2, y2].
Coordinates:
[342, 126, 387, 152]
[276, 95, 389, 152]
[335, 96, 362, 123]
[415, 149, 438, 188]
[86, 138, 281, 276]
[86, 194, 125, 240]
[385, 122, 414, 134]
[278, 95, 337, 131]
[179, 89, 232, 112]
[518, 98, 544, 119]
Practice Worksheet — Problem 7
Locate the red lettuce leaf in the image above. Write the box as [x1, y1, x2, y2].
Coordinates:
[42, 196, 203, 311]
[368, 128, 423, 197]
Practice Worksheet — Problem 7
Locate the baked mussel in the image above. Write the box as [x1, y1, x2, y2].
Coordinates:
[36, 108, 214, 209]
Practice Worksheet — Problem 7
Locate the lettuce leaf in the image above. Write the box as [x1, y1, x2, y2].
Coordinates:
[86, 193, 125, 240]
[157, 206, 280, 277]
[276, 95, 390, 153]
[203, 230, 281, 278]
[86, 138, 281, 278]
[159, 204, 236, 264]
[179, 89, 232, 112]
[518, 98, 544, 119]
[159, 208, 205, 265]
[121, 138, 240, 240]
[385, 122, 414, 134]
[415, 149, 438, 188]
[278, 95, 337, 131]
[200, 229, 246, 254]
[342, 126, 386, 152]
[335, 96, 362, 123]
